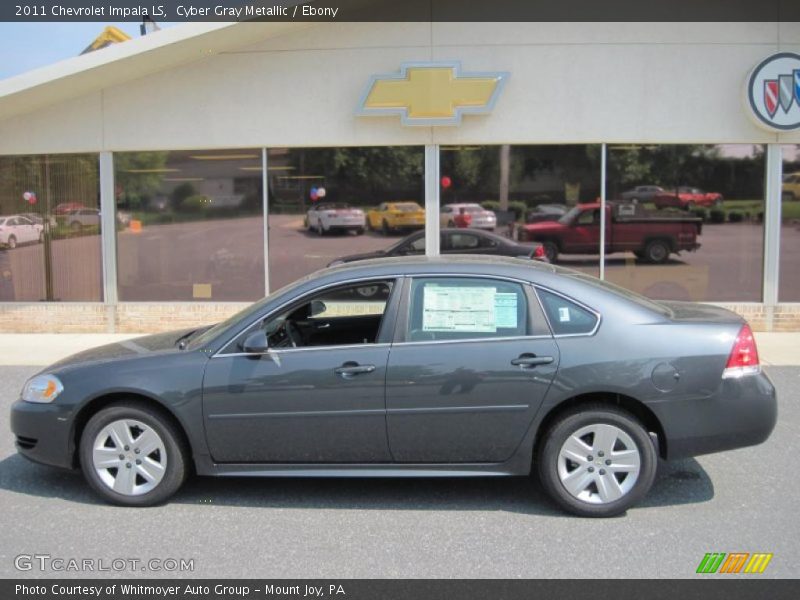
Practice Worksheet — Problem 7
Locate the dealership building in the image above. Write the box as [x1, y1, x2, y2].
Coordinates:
[0, 20, 798, 332]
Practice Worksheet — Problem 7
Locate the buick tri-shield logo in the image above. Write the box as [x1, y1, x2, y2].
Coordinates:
[747, 52, 800, 131]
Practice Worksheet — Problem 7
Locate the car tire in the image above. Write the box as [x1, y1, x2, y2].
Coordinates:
[7, 235, 17, 249]
[537, 405, 657, 517]
[643, 239, 670, 264]
[79, 401, 189, 507]
[381, 219, 390, 236]
[542, 241, 559, 263]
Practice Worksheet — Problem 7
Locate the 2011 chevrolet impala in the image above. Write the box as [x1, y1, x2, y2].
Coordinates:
[10, 256, 776, 517]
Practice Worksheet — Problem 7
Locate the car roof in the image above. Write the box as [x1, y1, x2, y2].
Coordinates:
[324, 254, 556, 280]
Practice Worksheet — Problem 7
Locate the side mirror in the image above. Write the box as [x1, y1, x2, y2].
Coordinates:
[241, 330, 269, 354]
[309, 300, 327, 317]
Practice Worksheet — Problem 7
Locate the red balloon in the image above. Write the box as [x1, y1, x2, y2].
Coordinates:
[441, 176, 452, 189]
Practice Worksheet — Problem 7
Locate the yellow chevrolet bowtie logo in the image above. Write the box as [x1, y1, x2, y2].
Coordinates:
[357, 62, 509, 126]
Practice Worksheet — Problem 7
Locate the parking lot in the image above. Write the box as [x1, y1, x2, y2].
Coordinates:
[3, 214, 799, 302]
[0, 365, 796, 579]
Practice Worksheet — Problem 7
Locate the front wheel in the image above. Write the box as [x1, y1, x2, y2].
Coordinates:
[381, 219, 391, 236]
[79, 401, 188, 507]
[537, 405, 657, 517]
[7, 235, 16, 249]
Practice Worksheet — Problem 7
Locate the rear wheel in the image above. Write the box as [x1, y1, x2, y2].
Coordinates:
[537, 405, 657, 517]
[381, 219, 391, 236]
[79, 401, 188, 507]
[643, 239, 670, 264]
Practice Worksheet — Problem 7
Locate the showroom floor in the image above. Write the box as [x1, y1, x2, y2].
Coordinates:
[0, 365, 796, 578]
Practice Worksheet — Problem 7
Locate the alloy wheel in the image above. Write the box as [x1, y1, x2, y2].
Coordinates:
[557, 423, 641, 504]
[92, 419, 167, 496]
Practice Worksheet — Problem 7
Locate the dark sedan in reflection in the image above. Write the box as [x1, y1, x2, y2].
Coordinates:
[328, 228, 545, 266]
[11, 257, 776, 517]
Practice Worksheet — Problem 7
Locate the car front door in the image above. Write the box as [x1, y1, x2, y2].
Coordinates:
[563, 208, 601, 254]
[385, 276, 560, 463]
[202, 279, 399, 463]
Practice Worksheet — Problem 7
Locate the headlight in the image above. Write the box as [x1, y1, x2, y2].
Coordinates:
[21, 374, 64, 403]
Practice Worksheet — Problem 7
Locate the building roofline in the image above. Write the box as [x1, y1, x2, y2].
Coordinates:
[0, 21, 312, 121]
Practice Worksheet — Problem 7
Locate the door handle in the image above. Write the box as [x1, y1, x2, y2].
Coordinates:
[334, 362, 376, 378]
[316, 323, 330, 329]
[511, 354, 554, 367]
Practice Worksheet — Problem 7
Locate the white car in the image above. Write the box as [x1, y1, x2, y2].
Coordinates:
[0, 215, 44, 248]
[65, 208, 100, 230]
[440, 203, 497, 230]
[306, 203, 366, 235]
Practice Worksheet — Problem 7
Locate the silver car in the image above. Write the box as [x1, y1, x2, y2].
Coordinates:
[440, 203, 497, 230]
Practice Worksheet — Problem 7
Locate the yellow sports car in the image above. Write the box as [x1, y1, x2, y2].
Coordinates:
[366, 201, 425, 234]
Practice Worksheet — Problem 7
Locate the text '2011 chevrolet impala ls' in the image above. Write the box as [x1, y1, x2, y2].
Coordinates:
[11, 256, 776, 517]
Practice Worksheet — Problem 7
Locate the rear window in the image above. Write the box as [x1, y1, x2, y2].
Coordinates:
[564, 272, 671, 316]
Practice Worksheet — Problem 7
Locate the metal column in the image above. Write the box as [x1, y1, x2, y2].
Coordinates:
[599, 143, 607, 280]
[762, 144, 783, 324]
[424, 144, 441, 256]
[262, 148, 270, 296]
[99, 152, 118, 331]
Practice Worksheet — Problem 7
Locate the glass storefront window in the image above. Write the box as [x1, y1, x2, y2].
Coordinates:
[115, 149, 265, 301]
[779, 144, 800, 302]
[440, 144, 601, 276]
[0, 154, 101, 302]
[604, 144, 765, 302]
[266, 147, 424, 291]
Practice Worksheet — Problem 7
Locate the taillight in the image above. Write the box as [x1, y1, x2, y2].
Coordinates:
[722, 324, 760, 379]
[533, 245, 545, 259]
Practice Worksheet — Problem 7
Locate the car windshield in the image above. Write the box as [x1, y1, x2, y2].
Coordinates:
[557, 206, 582, 225]
[386, 234, 423, 252]
[392, 203, 421, 212]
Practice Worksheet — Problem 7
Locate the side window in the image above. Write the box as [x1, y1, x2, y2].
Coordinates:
[7, 218, 18, 226]
[537, 289, 599, 335]
[576, 210, 597, 226]
[232, 280, 395, 352]
[407, 237, 426, 253]
[448, 233, 480, 250]
[407, 277, 528, 342]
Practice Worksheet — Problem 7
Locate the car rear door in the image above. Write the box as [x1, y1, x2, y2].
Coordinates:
[385, 275, 560, 463]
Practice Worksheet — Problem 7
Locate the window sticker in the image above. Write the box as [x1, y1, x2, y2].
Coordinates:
[494, 293, 518, 328]
[558, 306, 571, 322]
[422, 286, 496, 332]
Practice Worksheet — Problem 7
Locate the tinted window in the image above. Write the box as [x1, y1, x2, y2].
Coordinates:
[407, 277, 528, 342]
[537, 289, 598, 335]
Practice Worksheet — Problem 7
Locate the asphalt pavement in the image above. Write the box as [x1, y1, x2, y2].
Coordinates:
[0, 365, 797, 579]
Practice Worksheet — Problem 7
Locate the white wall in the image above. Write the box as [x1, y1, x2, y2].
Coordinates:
[1, 21, 799, 154]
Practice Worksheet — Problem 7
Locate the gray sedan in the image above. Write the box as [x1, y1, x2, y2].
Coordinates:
[10, 256, 776, 517]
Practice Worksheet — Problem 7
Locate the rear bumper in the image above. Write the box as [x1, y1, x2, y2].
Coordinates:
[653, 371, 777, 460]
[10, 399, 75, 470]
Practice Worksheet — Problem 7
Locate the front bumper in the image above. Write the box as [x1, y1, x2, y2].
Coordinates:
[10, 399, 76, 469]
[652, 371, 777, 459]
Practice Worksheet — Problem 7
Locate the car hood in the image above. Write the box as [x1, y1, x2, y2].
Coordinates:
[658, 301, 743, 324]
[45, 328, 200, 373]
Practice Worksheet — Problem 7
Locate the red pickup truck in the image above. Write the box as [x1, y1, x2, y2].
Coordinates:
[518, 202, 702, 263]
